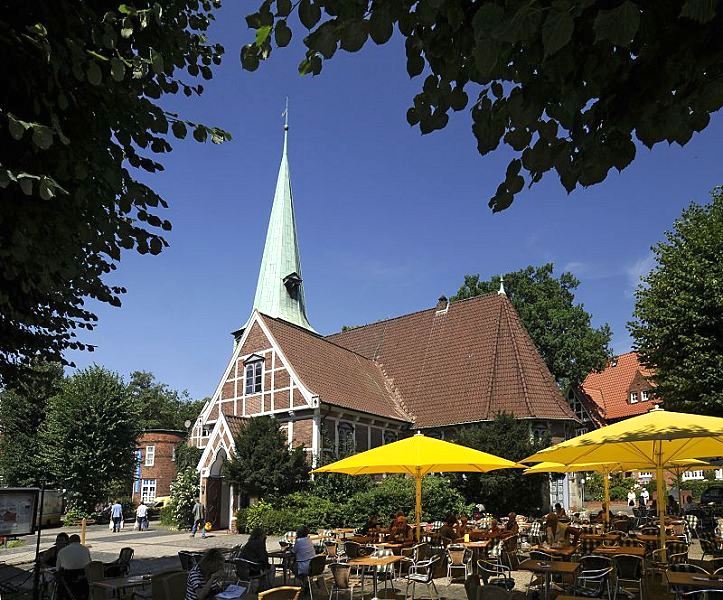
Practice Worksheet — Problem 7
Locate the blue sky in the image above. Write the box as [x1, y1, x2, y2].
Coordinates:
[68, 3, 723, 399]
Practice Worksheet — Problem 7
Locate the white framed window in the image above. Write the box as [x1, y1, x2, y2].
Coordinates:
[141, 479, 157, 502]
[145, 445, 155, 467]
[638, 472, 653, 480]
[629, 392, 639, 404]
[245, 361, 263, 395]
[641, 390, 650, 401]
[682, 470, 704, 481]
[716, 469, 723, 480]
[338, 422, 355, 453]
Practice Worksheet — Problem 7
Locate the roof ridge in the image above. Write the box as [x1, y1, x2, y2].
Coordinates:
[326, 293, 498, 337]
[484, 296, 505, 421]
[375, 361, 415, 423]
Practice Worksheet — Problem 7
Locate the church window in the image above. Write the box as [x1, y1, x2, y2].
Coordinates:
[338, 422, 355, 454]
[244, 358, 263, 395]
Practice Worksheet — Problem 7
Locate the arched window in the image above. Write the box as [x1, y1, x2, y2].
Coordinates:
[244, 355, 264, 395]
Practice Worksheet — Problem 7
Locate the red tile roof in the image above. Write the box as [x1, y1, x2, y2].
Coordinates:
[579, 351, 656, 422]
[327, 294, 576, 428]
[262, 315, 411, 422]
[225, 415, 247, 439]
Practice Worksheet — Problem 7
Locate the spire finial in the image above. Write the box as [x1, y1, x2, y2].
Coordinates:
[498, 276, 506, 296]
[283, 97, 289, 131]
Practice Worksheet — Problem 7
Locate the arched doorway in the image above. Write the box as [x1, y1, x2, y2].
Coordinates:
[206, 449, 231, 530]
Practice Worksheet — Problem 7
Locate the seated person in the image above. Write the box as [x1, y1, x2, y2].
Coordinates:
[667, 495, 680, 516]
[291, 526, 316, 576]
[438, 515, 457, 543]
[42, 533, 69, 568]
[389, 511, 409, 541]
[455, 514, 469, 538]
[554, 503, 567, 518]
[239, 527, 270, 573]
[683, 495, 697, 513]
[186, 548, 226, 600]
[363, 514, 380, 534]
[56, 534, 91, 571]
[488, 518, 502, 536]
[594, 503, 613, 524]
[505, 513, 519, 535]
[544, 512, 558, 544]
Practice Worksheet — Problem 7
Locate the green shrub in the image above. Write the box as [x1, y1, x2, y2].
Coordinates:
[62, 505, 89, 526]
[235, 508, 248, 533]
[168, 468, 199, 529]
[160, 506, 174, 527]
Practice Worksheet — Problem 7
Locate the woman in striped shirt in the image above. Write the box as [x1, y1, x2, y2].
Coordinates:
[185, 549, 226, 600]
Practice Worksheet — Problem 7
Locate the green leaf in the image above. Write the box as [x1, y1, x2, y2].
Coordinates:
[449, 87, 468, 111]
[471, 3, 504, 39]
[39, 177, 55, 200]
[339, 20, 368, 52]
[370, 8, 394, 44]
[275, 21, 292, 47]
[171, 121, 187, 139]
[299, 0, 321, 29]
[87, 61, 102, 86]
[241, 45, 260, 71]
[406, 49, 424, 77]
[152, 3, 163, 24]
[542, 9, 574, 57]
[276, 0, 292, 17]
[111, 58, 126, 81]
[256, 25, 272, 46]
[680, 0, 719, 23]
[151, 50, 165, 75]
[31, 125, 54, 150]
[19, 177, 34, 196]
[118, 4, 136, 15]
[594, 1, 640, 47]
[192, 125, 208, 142]
[7, 114, 27, 140]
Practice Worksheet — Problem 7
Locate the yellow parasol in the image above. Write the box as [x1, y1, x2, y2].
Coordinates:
[523, 407, 723, 556]
[313, 432, 522, 540]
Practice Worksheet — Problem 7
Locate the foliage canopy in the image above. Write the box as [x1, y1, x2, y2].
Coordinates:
[241, 0, 723, 211]
[452, 264, 612, 388]
[128, 371, 204, 430]
[0, 0, 229, 385]
[630, 187, 723, 416]
[224, 416, 310, 499]
[40, 366, 140, 513]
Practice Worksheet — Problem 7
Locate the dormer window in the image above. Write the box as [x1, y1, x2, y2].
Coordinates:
[283, 272, 302, 300]
[244, 354, 264, 395]
[641, 390, 650, 402]
[629, 392, 639, 404]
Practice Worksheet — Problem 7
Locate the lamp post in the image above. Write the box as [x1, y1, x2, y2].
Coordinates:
[32, 480, 46, 600]
[580, 477, 586, 510]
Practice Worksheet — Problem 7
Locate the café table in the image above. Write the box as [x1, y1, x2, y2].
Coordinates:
[518, 558, 580, 600]
[463, 540, 492, 571]
[334, 528, 356, 539]
[348, 555, 403, 600]
[632, 533, 679, 545]
[268, 550, 293, 584]
[666, 571, 723, 591]
[592, 545, 646, 558]
[529, 544, 578, 561]
[580, 532, 621, 543]
[91, 575, 151, 598]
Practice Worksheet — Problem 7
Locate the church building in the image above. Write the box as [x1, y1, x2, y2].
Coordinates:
[191, 119, 579, 529]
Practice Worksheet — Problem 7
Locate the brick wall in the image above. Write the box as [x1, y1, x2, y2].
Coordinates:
[292, 419, 313, 448]
[133, 431, 185, 503]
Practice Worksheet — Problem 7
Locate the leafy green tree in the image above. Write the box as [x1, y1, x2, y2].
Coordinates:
[240, 1, 723, 211]
[168, 467, 200, 529]
[175, 443, 203, 472]
[0, 0, 230, 386]
[128, 371, 204, 430]
[452, 413, 548, 515]
[0, 361, 63, 486]
[224, 416, 310, 499]
[40, 366, 140, 513]
[630, 187, 723, 416]
[452, 264, 612, 388]
[311, 426, 373, 501]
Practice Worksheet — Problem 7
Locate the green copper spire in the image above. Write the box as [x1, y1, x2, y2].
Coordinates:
[249, 105, 314, 331]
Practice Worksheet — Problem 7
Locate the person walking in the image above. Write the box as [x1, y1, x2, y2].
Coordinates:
[191, 498, 206, 538]
[110, 500, 123, 533]
[136, 502, 148, 531]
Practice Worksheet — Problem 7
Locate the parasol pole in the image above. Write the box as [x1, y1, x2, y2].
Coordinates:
[415, 468, 422, 542]
[602, 469, 611, 531]
[656, 441, 666, 560]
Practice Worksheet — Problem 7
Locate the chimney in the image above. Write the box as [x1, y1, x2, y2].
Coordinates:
[435, 295, 449, 315]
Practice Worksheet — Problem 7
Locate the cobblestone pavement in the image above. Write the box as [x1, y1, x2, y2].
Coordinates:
[1, 524, 705, 599]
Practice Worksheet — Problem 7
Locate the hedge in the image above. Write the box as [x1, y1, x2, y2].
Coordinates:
[235, 475, 472, 534]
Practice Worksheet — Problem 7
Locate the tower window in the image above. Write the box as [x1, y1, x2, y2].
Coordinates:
[245, 360, 263, 395]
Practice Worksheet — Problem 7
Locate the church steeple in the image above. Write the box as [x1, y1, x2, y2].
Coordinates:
[246, 104, 314, 332]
